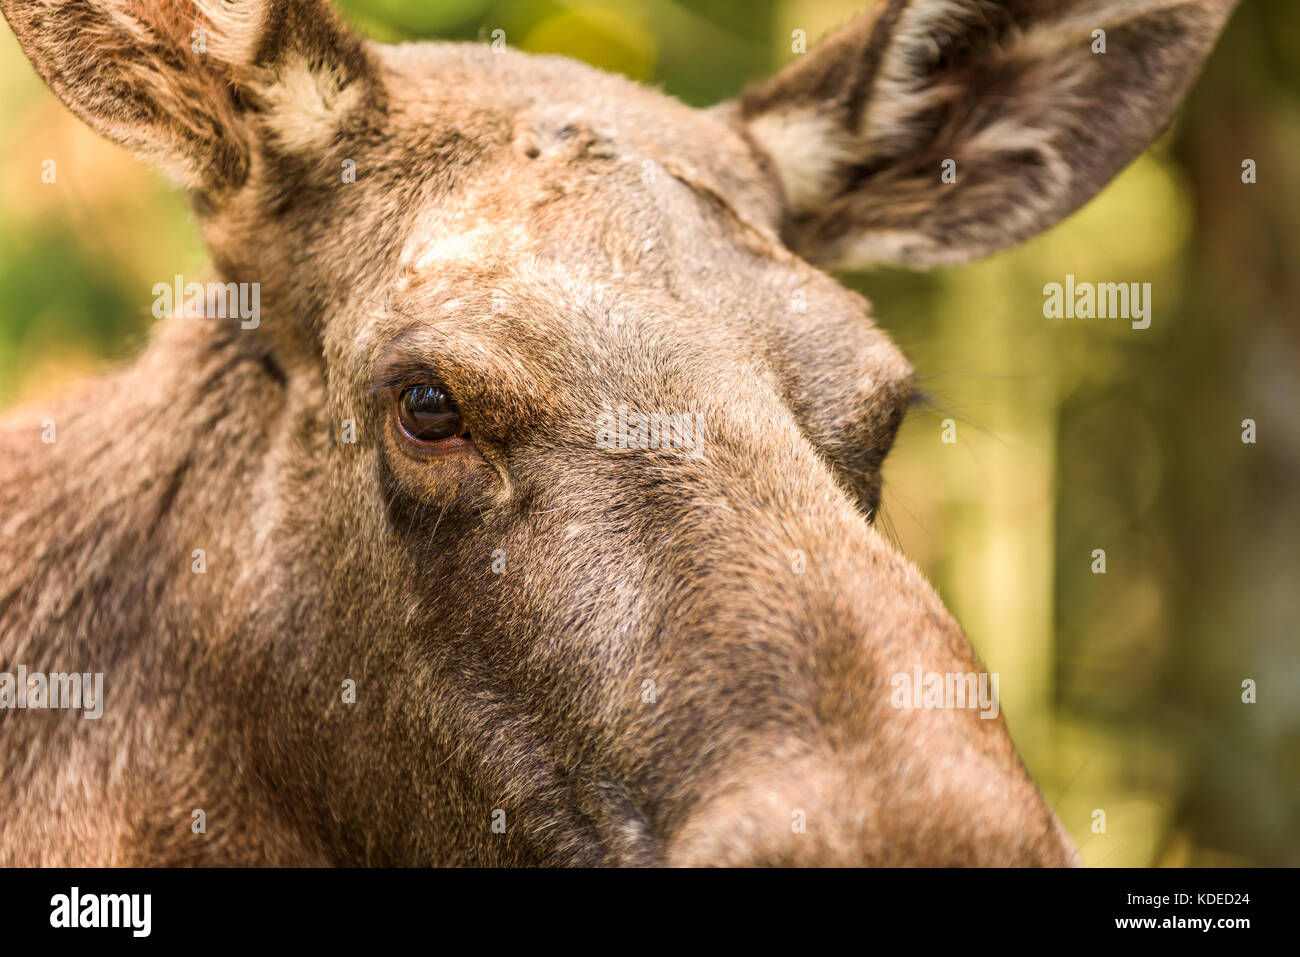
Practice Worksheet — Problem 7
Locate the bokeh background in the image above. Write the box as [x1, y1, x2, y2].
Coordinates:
[1, 0, 1296, 865]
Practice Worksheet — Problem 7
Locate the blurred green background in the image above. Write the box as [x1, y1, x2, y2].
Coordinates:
[1, 0, 1296, 865]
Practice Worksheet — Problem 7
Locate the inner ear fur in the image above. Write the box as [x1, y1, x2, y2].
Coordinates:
[737, 0, 1239, 269]
[0, 0, 378, 193]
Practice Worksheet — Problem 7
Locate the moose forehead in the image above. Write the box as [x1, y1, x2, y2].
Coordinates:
[360, 45, 912, 446]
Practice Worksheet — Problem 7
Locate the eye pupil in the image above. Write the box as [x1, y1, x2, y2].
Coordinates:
[397, 384, 465, 443]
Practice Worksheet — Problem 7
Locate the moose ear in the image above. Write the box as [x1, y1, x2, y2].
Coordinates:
[736, 0, 1237, 269]
[0, 0, 378, 193]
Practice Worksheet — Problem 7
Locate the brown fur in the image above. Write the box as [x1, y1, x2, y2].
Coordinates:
[0, 0, 1234, 865]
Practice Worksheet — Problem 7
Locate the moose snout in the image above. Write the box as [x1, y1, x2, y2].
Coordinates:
[638, 496, 1079, 867]
[663, 750, 1080, 867]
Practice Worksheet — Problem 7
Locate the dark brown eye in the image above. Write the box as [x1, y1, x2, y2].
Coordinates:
[396, 383, 466, 443]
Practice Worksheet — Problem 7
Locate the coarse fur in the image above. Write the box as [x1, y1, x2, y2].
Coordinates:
[0, 0, 1236, 865]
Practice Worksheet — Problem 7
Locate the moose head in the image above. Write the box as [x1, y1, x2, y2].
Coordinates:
[0, 0, 1235, 865]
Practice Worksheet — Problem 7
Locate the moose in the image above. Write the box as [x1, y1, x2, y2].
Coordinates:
[0, 0, 1236, 865]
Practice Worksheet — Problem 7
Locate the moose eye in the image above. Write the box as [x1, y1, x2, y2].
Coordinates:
[395, 383, 466, 444]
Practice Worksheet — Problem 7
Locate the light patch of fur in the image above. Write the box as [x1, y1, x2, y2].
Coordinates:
[192, 0, 268, 65]
[253, 53, 362, 152]
[397, 221, 538, 289]
[747, 106, 864, 214]
[411, 226, 509, 273]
